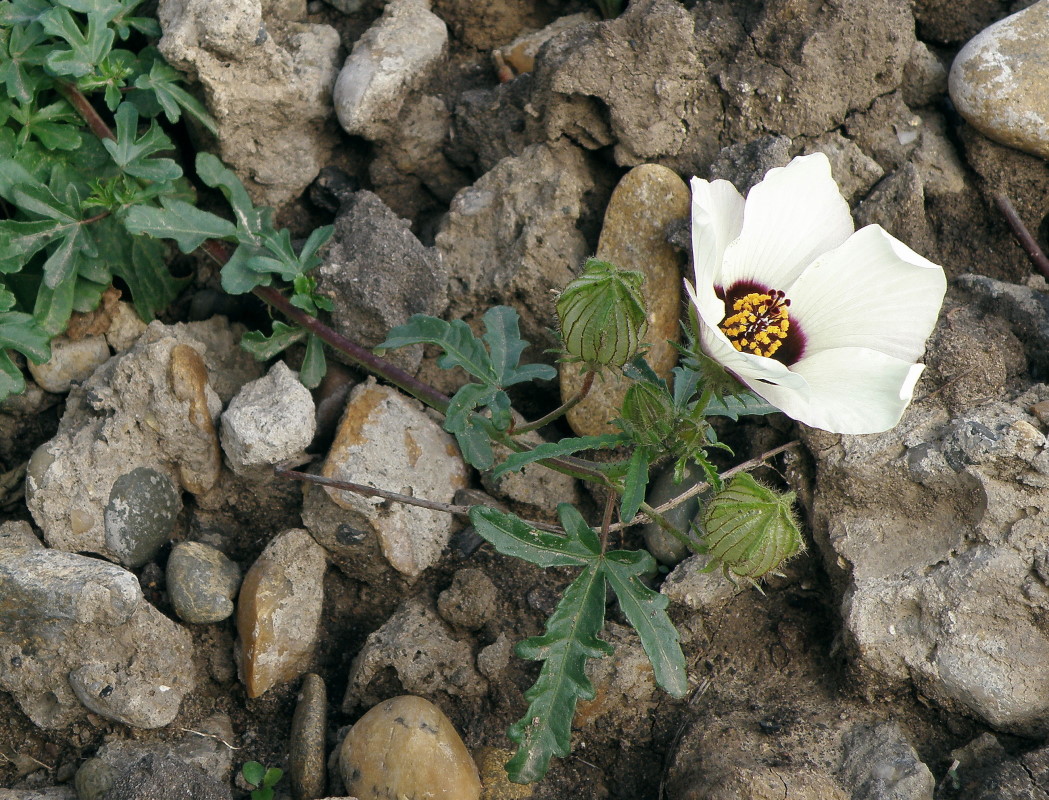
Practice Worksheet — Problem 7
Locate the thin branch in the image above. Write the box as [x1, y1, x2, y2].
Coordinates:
[994, 193, 1049, 280]
[57, 81, 115, 141]
[512, 369, 596, 435]
[274, 464, 564, 533]
[604, 440, 802, 533]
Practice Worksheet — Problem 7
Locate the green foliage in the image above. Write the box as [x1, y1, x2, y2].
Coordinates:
[0, 0, 217, 402]
[376, 306, 557, 469]
[241, 761, 283, 800]
[471, 503, 687, 783]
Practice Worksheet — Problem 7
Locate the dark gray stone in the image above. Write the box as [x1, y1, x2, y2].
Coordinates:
[104, 467, 181, 568]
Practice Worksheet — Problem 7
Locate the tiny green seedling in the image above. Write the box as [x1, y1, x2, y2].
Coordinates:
[241, 761, 283, 800]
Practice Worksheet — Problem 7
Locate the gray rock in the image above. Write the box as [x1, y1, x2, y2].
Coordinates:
[0, 548, 195, 728]
[103, 751, 230, 800]
[949, 1, 1049, 161]
[839, 721, 935, 800]
[805, 132, 885, 205]
[315, 191, 447, 374]
[76, 715, 235, 800]
[289, 673, 327, 800]
[332, 0, 447, 141]
[854, 163, 936, 258]
[437, 568, 498, 630]
[0, 521, 42, 551]
[25, 334, 110, 394]
[708, 136, 792, 194]
[641, 464, 706, 567]
[166, 541, 241, 623]
[320, 380, 468, 579]
[436, 141, 595, 355]
[220, 361, 316, 471]
[236, 529, 327, 698]
[342, 598, 485, 711]
[957, 273, 1049, 376]
[902, 40, 948, 108]
[104, 467, 182, 568]
[0, 789, 77, 799]
[802, 378, 1049, 736]
[26, 320, 261, 564]
[158, 0, 342, 206]
[845, 92, 924, 173]
[661, 554, 740, 611]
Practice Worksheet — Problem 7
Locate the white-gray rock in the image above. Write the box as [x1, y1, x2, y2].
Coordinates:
[158, 0, 342, 206]
[220, 361, 315, 471]
[332, 0, 447, 141]
[949, 1, 1049, 160]
[26, 334, 110, 393]
[321, 379, 468, 579]
[0, 548, 195, 728]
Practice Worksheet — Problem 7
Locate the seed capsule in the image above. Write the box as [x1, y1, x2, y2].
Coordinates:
[700, 472, 803, 580]
[557, 258, 647, 368]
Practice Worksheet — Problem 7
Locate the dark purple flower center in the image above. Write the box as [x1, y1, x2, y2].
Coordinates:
[716, 280, 805, 365]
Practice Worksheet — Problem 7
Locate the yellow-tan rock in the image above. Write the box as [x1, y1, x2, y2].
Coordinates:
[563, 164, 689, 436]
[338, 695, 481, 800]
[474, 747, 533, 800]
[168, 344, 222, 495]
[236, 529, 327, 698]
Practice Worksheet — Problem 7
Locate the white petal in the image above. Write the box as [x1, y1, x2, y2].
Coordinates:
[750, 347, 926, 434]
[787, 225, 947, 363]
[689, 177, 744, 321]
[718, 153, 854, 293]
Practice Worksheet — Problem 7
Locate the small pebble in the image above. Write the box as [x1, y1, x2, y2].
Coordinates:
[289, 673, 327, 800]
[236, 529, 327, 698]
[474, 747, 533, 800]
[168, 343, 222, 495]
[338, 695, 481, 800]
[166, 541, 241, 624]
[26, 333, 111, 393]
[103, 466, 182, 568]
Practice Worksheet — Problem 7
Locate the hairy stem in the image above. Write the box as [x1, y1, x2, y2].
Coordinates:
[512, 369, 596, 435]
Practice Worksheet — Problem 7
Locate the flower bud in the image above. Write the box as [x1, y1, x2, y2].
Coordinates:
[701, 473, 803, 580]
[620, 382, 674, 447]
[557, 258, 647, 368]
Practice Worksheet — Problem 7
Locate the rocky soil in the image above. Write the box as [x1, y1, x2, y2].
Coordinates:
[4, 0, 1049, 798]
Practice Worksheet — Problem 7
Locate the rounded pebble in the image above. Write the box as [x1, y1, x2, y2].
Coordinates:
[338, 695, 481, 800]
[289, 673, 327, 800]
[166, 541, 241, 624]
[437, 568, 498, 630]
[26, 334, 110, 393]
[104, 467, 182, 568]
[562, 164, 688, 437]
[949, 2, 1049, 160]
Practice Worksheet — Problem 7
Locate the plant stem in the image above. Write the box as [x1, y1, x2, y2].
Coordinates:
[275, 463, 564, 533]
[599, 489, 616, 554]
[512, 369, 596, 435]
[994, 193, 1049, 280]
[604, 440, 802, 533]
[57, 81, 115, 142]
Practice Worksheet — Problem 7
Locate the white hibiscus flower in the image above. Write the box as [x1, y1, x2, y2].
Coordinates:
[686, 152, 947, 434]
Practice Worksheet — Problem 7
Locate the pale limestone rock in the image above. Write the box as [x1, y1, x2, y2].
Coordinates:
[27, 334, 110, 394]
[321, 380, 467, 579]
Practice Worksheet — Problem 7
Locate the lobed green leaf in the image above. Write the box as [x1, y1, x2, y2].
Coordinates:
[491, 433, 630, 479]
[469, 504, 600, 567]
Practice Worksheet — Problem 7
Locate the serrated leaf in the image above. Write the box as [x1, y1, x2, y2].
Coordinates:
[0, 350, 28, 400]
[220, 244, 271, 295]
[124, 196, 238, 252]
[603, 549, 688, 698]
[506, 563, 611, 784]
[619, 446, 651, 524]
[481, 305, 556, 386]
[240, 321, 307, 360]
[491, 433, 630, 479]
[0, 309, 50, 364]
[195, 151, 262, 234]
[39, 7, 114, 77]
[299, 333, 326, 389]
[702, 391, 780, 420]
[133, 58, 218, 135]
[104, 222, 183, 321]
[102, 103, 181, 182]
[444, 383, 497, 468]
[469, 504, 600, 567]
[376, 315, 495, 384]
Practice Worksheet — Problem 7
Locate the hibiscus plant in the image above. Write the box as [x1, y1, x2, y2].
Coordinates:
[3, 43, 947, 783]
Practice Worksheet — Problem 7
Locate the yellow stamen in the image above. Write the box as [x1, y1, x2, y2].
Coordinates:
[719, 291, 791, 358]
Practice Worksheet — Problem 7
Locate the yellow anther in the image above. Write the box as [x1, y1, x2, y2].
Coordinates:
[719, 289, 791, 358]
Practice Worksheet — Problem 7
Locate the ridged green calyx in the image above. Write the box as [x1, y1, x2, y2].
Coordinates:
[621, 382, 675, 447]
[700, 472, 803, 580]
[557, 258, 647, 368]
